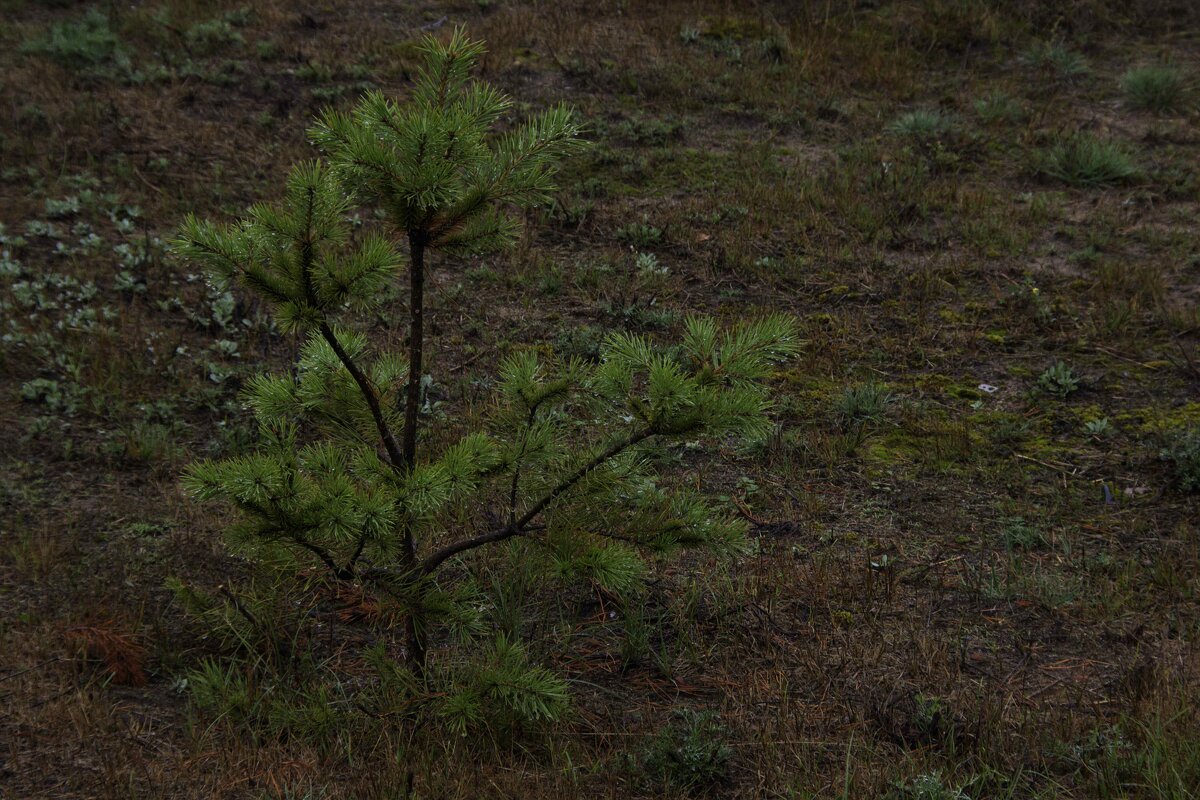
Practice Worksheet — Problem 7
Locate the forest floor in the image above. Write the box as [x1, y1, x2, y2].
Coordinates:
[2, 1, 1200, 798]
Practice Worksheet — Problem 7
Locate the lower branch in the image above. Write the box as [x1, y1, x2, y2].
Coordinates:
[318, 322, 405, 470]
[289, 534, 357, 581]
[419, 428, 652, 575]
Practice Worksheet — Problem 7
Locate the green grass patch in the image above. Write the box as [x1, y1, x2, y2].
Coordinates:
[1039, 134, 1138, 187]
[1121, 65, 1187, 113]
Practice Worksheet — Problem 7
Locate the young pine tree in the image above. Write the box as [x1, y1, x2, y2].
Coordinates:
[173, 31, 798, 701]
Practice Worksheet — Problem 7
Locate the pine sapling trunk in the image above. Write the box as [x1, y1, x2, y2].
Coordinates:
[403, 231, 426, 474]
[402, 230, 427, 675]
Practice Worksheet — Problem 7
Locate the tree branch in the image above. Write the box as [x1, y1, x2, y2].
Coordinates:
[507, 406, 539, 527]
[288, 535, 353, 578]
[346, 524, 371, 572]
[289, 182, 405, 472]
[318, 322, 405, 470]
[513, 427, 652, 532]
[420, 427, 652, 575]
[241, 496, 358, 582]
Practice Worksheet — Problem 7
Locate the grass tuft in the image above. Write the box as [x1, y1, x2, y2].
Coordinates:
[1039, 134, 1138, 187]
[833, 382, 892, 428]
[973, 90, 1024, 124]
[1021, 41, 1089, 78]
[1121, 65, 1187, 112]
[888, 109, 958, 140]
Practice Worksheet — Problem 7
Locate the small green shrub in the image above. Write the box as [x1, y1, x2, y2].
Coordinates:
[1121, 65, 1186, 113]
[617, 603, 652, 668]
[1036, 361, 1080, 397]
[1162, 427, 1200, 492]
[636, 709, 733, 793]
[185, 653, 366, 755]
[1039, 134, 1138, 188]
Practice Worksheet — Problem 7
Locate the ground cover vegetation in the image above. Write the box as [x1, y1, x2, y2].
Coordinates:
[2, 1, 1199, 798]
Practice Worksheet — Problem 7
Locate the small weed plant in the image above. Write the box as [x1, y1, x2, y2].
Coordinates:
[1037, 361, 1081, 398]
